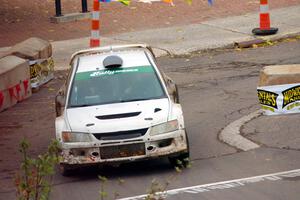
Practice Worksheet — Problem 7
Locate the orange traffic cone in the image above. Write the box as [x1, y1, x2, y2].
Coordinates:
[252, 0, 278, 36]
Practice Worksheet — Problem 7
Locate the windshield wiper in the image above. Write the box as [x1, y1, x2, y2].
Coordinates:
[70, 104, 92, 108]
[120, 98, 151, 103]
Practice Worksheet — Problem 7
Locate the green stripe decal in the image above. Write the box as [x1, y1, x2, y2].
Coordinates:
[75, 66, 154, 80]
[262, 105, 275, 112]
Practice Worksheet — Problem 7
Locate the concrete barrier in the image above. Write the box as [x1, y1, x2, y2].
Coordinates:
[0, 51, 9, 59]
[0, 55, 31, 112]
[257, 64, 300, 115]
[8, 37, 54, 89]
[258, 65, 300, 86]
[9, 37, 52, 60]
[0, 37, 54, 112]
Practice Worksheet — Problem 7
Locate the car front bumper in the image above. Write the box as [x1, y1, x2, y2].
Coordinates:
[59, 129, 188, 165]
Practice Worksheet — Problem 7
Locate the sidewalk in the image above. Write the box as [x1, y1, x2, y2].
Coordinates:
[1, 5, 300, 70]
[1, 0, 299, 47]
[47, 5, 300, 70]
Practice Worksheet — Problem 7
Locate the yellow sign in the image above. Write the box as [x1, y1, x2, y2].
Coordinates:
[29, 58, 54, 81]
[257, 89, 278, 109]
[282, 85, 300, 108]
[30, 64, 41, 79]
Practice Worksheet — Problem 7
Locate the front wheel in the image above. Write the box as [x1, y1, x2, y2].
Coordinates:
[59, 164, 74, 176]
[168, 151, 190, 168]
[168, 132, 190, 168]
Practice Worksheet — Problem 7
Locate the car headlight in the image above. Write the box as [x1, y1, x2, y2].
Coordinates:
[149, 120, 179, 136]
[61, 131, 92, 143]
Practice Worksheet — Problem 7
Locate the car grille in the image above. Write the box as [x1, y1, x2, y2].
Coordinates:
[93, 128, 148, 141]
[100, 143, 145, 159]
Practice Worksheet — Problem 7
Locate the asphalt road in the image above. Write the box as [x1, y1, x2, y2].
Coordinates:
[1, 39, 300, 200]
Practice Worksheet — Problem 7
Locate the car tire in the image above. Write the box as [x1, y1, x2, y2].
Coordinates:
[168, 132, 190, 168]
[59, 164, 73, 176]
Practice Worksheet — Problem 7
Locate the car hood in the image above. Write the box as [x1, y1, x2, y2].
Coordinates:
[66, 98, 169, 133]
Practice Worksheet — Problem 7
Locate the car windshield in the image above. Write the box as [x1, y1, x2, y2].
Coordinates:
[68, 65, 166, 107]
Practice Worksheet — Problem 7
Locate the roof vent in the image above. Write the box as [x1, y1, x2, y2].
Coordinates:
[103, 55, 123, 68]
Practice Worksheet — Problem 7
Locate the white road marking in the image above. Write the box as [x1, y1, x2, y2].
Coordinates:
[118, 168, 300, 200]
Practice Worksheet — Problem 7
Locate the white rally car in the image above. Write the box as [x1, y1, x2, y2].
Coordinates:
[55, 44, 189, 175]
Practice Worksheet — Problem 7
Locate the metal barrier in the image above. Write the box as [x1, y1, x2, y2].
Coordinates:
[54, 0, 89, 17]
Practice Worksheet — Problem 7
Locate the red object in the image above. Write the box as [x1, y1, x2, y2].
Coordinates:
[16, 84, 21, 93]
[93, 0, 99, 11]
[9, 87, 16, 102]
[252, 0, 278, 35]
[23, 79, 29, 95]
[0, 91, 4, 108]
[260, 13, 270, 30]
[91, 20, 100, 30]
[259, 0, 270, 30]
[261, 0, 268, 4]
[90, 39, 100, 47]
[15, 83, 22, 101]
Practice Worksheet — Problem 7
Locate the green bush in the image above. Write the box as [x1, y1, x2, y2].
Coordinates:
[15, 139, 60, 200]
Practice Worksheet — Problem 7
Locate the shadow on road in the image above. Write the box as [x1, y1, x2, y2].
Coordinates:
[58, 158, 175, 181]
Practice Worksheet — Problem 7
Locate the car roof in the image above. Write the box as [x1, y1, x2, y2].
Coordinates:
[76, 50, 152, 73]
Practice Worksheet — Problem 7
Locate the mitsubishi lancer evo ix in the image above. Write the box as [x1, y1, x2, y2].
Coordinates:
[55, 44, 189, 175]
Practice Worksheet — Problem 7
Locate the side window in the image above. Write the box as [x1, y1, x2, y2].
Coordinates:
[65, 60, 79, 104]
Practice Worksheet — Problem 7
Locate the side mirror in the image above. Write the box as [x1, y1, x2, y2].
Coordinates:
[164, 75, 180, 103]
[55, 90, 65, 117]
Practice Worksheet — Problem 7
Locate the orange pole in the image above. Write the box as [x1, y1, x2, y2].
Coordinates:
[90, 0, 100, 47]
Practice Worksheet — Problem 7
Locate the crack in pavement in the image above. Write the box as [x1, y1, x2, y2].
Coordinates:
[264, 146, 300, 152]
[224, 104, 258, 120]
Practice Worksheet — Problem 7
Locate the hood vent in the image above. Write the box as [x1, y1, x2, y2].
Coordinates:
[154, 108, 162, 113]
[96, 112, 141, 120]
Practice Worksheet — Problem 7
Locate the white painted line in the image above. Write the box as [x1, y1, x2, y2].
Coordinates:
[219, 109, 262, 151]
[118, 168, 300, 200]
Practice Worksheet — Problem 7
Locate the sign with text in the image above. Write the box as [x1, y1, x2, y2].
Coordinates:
[29, 58, 54, 89]
[257, 83, 300, 115]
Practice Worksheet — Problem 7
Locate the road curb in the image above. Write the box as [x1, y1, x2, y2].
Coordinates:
[219, 110, 263, 151]
[234, 32, 300, 48]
